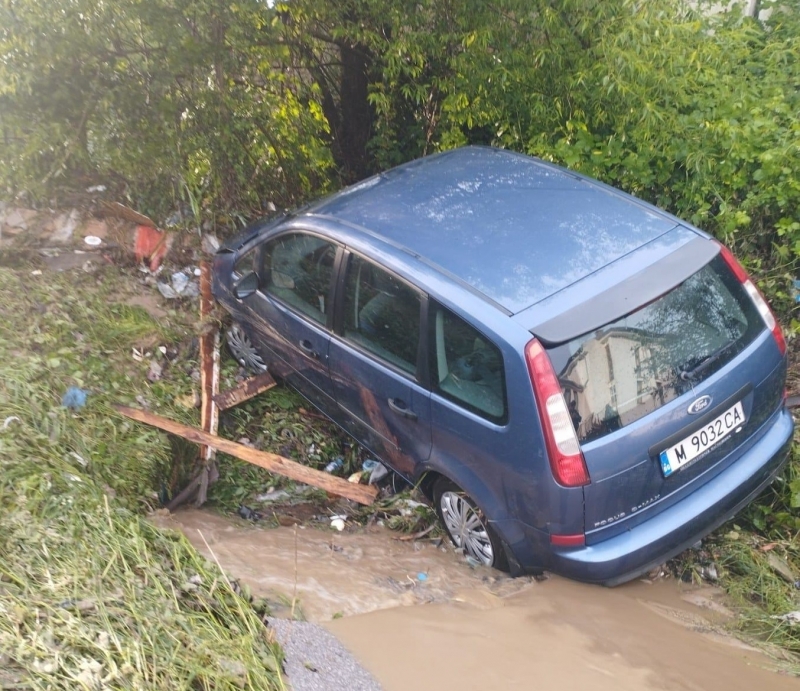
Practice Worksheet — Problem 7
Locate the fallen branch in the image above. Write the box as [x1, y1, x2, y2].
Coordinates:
[114, 405, 378, 505]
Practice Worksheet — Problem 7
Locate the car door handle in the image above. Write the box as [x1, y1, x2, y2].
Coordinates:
[298, 339, 319, 359]
[387, 397, 417, 421]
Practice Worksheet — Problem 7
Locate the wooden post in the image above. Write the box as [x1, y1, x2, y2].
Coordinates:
[115, 405, 378, 505]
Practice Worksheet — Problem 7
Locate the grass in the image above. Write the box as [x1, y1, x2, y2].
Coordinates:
[0, 264, 286, 690]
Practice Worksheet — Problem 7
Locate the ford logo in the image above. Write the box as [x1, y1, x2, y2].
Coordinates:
[688, 395, 712, 415]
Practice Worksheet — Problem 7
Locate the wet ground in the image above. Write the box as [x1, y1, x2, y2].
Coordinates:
[155, 508, 799, 690]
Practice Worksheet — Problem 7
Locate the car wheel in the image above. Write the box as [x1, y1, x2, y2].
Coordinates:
[433, 477, 509, 571]
[226, 322, 267, 372]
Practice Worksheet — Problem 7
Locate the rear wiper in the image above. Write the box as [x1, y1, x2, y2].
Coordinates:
[679, 341, 737, 381]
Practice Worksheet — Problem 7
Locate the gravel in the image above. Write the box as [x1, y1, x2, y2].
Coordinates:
[269, 618, 384, 691]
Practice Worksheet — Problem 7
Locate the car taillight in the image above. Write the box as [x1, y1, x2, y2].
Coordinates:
[716, 242, 786, 356]
[525, 339, 590, 487]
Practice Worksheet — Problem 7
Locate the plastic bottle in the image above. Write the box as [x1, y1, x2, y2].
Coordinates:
[324, 458, 344, 474]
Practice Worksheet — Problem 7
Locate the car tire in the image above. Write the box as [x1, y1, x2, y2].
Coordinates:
[433, 477, 509, 571]
[225, 322, 268, 372]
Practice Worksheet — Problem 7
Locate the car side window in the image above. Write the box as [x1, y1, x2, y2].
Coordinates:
[262, 232, 337, 325]
[342, 254, 421, 375]
[233, 246, 257, 278]
[430, 302, 507, 423]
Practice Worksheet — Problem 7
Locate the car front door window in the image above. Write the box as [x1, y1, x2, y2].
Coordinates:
[263, 233, 337, 326]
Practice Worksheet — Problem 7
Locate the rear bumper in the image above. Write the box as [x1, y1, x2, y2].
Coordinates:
[498, 406, 794, 585]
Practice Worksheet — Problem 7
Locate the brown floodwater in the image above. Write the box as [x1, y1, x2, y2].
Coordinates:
[155, 509, 798, 690]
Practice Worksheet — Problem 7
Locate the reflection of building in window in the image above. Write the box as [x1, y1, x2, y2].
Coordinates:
[560, 329, 669, 442]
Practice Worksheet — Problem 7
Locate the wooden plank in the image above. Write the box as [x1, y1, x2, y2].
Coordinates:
[114, 405, 378, 505]
[214, 371, 277, 411]
[198, 262, 220, 467]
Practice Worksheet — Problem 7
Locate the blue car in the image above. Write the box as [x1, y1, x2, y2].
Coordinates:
[212, 146, 793, 584]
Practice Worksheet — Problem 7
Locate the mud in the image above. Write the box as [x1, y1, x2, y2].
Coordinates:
[157, 509, 798, 690]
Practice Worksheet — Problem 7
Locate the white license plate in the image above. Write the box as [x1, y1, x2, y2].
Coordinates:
[659, 401, 746, 477]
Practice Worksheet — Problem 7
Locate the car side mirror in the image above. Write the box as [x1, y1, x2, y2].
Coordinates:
[233, 271, 258, 299]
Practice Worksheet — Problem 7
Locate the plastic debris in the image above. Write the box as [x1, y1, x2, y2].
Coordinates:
[238, 505, 262, 521]
[330, 516, 346, 531]
[347, 471, 363, 483]
[86, 184, 107, 193]
[772, 611, 800, 625]
[157, 271, 199, 299]
[84, 235, 102, 246]
[255, 489, 290, 503]
[2, 415, 21, 430]
[362, 459, 380, 472]
[324, 458, 344, 474]
[367, 461, 389, 485]
[61, 387, 88, 409]
[201, 234, 220, 255]
[147, 359, 163, 382]
[416, 572, 428, 581]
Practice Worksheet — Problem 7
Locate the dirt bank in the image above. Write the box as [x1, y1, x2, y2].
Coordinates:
[157, 508, 797, 691]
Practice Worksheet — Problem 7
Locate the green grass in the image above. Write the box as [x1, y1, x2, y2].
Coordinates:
[0, 266, 286, 690]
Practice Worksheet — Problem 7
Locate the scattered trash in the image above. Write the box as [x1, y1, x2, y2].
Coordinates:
[68, 451, 88, 467]
[238, 505, 262, 521]
[324, 458, 344, 474]
[84, 235, 103, 246]
[2, 415, 21, 430]
[86, 184, 107, 193]
[201, 234, 221, 255]
[147, 359, 163, 382]
[701, 563, 719, 581]
[416, 572, 428, 581]
[255, 489, 291, 503]
[157, 271, 199, 299]
[793, 279, 800, 303]
[61, 387, 88, 409]
[395, 498, 427, 517]
[362, 459, 379, 472]
[367, 461, 389, 485]
[30, 269, 42, 276]
[772, 611, 800, 625]
[347, 471, 363, 483]
[330, 516, 346, 531]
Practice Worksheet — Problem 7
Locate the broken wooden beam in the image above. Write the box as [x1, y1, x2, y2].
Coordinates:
[198, 262, 220, 471]
[214, 371, 277, 411]
[114, 404, 378, 505]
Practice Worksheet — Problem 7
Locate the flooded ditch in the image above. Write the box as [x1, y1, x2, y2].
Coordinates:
[155, 508, 799, 690]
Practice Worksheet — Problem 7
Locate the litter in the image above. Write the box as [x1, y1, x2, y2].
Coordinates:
[367, 461, 389, 485]
[157, 271, 199, 299]
[324, 458, 344, 474]
[416, 572, 428, 581]
[61, 387, 88, 409]
[331, 516, 346, 531]
[2, 415, 21, 430]
[772, 611, 800, 625]
[84, 235, 103, 246]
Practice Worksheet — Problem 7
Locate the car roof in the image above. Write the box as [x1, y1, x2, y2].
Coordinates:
[304, 146, 677, 315]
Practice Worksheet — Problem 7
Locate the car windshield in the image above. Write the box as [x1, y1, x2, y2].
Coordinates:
[545, 254, 763, 444]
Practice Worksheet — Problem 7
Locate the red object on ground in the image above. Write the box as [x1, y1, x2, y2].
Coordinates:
[133, 224, 171, 271]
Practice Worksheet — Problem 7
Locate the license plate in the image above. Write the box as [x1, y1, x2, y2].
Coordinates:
[659, 401, 746, 477]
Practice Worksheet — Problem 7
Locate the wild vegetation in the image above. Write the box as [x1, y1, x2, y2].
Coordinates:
[1, 0, 799, 680]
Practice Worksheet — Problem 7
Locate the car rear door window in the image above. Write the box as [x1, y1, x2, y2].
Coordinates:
[262, 232, 337, 325]
[430, 302, 507, 423]
[341, 255, 421, 375]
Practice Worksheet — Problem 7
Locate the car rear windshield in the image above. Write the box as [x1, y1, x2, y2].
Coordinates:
[544, 254, 764, 444]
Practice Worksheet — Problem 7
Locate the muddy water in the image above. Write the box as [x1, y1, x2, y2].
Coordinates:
[157, 509, 797, 690]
